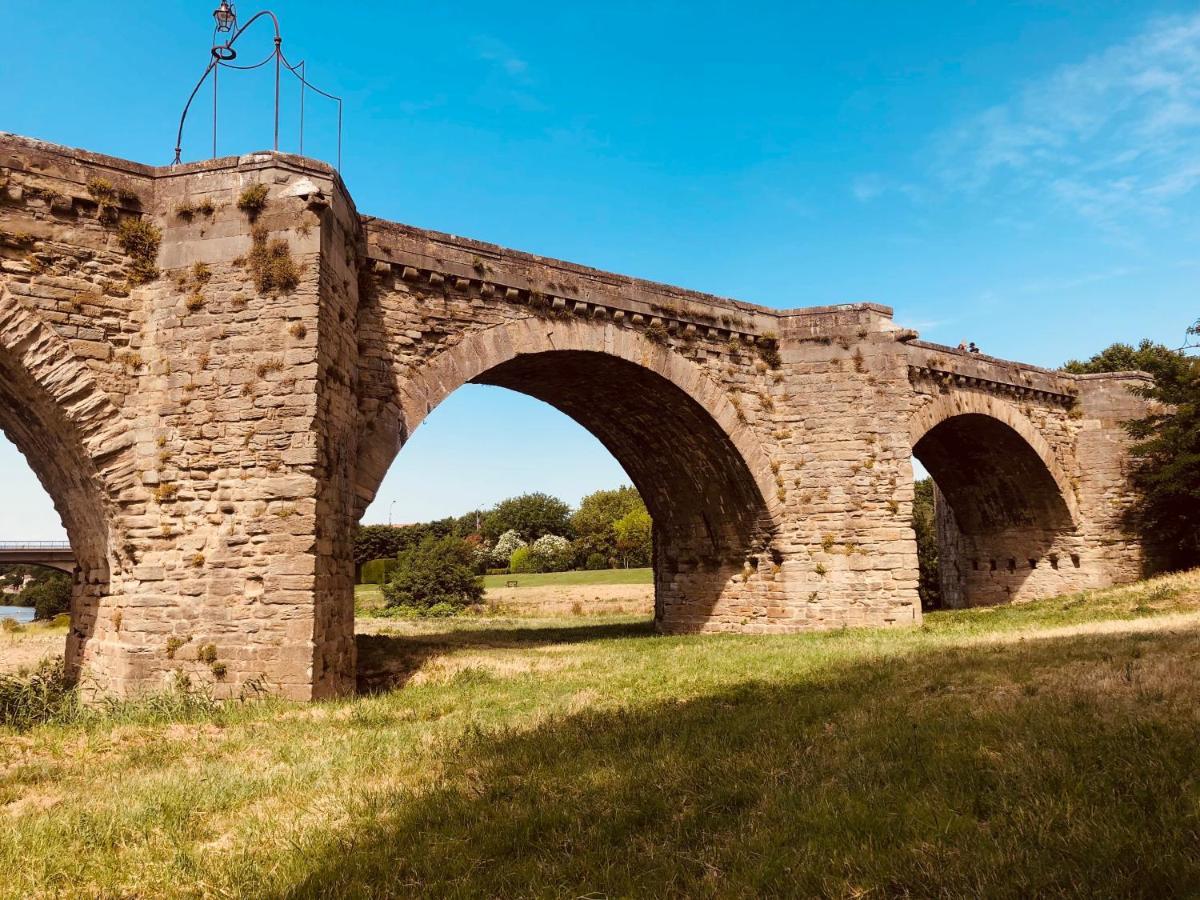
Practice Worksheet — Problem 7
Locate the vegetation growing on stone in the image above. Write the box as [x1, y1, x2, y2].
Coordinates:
[757, 333, 782, 369]
[644, 320, 669, 344]
[115, 217, 161, 284]
[245, 223, 300, 294]
[237, 183, 270, 217]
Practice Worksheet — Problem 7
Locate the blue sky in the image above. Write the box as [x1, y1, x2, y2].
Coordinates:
[1, 1, 1198, 538]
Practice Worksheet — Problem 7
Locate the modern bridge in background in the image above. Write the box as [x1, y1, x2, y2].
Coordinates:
[0, 542, 77, 574]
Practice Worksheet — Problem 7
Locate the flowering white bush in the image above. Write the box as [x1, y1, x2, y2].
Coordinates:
[473, 542, 493, 571]
[491, 529, 526, 567]
[530, 534, 573, 573]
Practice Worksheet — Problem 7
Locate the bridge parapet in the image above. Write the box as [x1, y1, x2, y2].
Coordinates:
[363, 219, 781, 345]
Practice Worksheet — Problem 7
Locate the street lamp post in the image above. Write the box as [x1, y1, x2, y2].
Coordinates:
[389, 500, 397, 527]
[172, 3, 344, 169]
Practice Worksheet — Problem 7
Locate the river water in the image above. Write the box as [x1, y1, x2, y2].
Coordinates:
[0, 605, 35, 624]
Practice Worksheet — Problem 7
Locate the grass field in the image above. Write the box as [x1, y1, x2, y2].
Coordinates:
[3, 571, 1200, 896]
[355, 567, 653, 617]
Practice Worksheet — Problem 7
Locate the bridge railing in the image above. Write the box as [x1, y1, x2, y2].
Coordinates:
[0, 542, 73, 550]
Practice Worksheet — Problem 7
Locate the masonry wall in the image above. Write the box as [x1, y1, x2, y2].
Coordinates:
[0, 135, 349, 698]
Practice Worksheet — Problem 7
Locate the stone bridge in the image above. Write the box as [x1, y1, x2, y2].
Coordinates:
[0, 133, 1150, 699]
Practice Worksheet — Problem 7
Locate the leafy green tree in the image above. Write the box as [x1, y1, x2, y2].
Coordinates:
[613, 507, 653, 568]
[355, 519, 463, 569]
[382, 535, 484, 615]
[570, 486, 643, 537]
[1062, 340, 1191, 382]
[354, 525, 408, 568]
[482, 493, 572, 543]
[912, 478, 941, 609]
[1125, 359, 1200, 570]
[19, 573, 72, 620]
[1064, 337, 1200, 570]
[569, 532, 617, 570]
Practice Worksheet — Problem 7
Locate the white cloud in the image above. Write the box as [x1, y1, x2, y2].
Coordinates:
[473, 36, 532, 82]
[934, 12, 1200, 228]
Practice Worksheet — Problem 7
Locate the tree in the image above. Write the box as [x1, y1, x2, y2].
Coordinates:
[355, 520, 461, 569]
[1125, 358, 1200, 571]
[569, 532, 617, 570]
[613, 507, 653, 568]
[1064, 337, 1200, 570]
[381, 535, 484, 615]
[19, 573, 72, 620]
[354, 525, 409, 568]
[1062, 340, 1191, 382]
[529, 534, 573, 573]
[482, 493, 572, 543]
[912, 478, 940, 609]
[570, 486, 643, 537]
[490, 530, 527, 568]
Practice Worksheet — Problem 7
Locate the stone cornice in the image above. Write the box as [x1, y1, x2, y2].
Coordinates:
[907, 363, 1077, 405]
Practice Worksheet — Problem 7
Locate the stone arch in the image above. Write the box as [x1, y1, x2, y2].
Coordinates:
[354, 316, 780, 630]
[908, 391, 1082, 607]
[909, 391, 1079, 530]
[0, 286, 133, 676]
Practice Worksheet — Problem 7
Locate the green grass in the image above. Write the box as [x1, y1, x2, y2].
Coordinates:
[3, 571, 1200, 897]
[484, 567, 653, 589]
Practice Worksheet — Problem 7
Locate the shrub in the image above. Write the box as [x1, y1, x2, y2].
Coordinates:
[530, 534, 573, 573]
[361, 557, 399, 585]
[0, 657, 77, 732]
[490, 529, 527, 567]
[508, 546, 537, 574]
[382, 535, 484, 614]
[585, 552, 609, 571]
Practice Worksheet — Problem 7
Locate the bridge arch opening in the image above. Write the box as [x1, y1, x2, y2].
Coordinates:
[353, 329, 779, 642]
[910, 409, 1079, 608]
[0, 303, 114, 682]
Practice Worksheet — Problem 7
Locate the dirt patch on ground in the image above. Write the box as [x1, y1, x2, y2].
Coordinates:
[0, 629, 65, 676]
[482, 584, 653, 617]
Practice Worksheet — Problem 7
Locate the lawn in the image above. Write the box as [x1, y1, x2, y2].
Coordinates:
[354, 567, 653, 616]
[3, 571, 1200, 897]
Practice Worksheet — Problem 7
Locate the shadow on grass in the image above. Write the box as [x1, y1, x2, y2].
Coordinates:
[302, 628, 1200, 898]
[356, 619, 656, 693]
